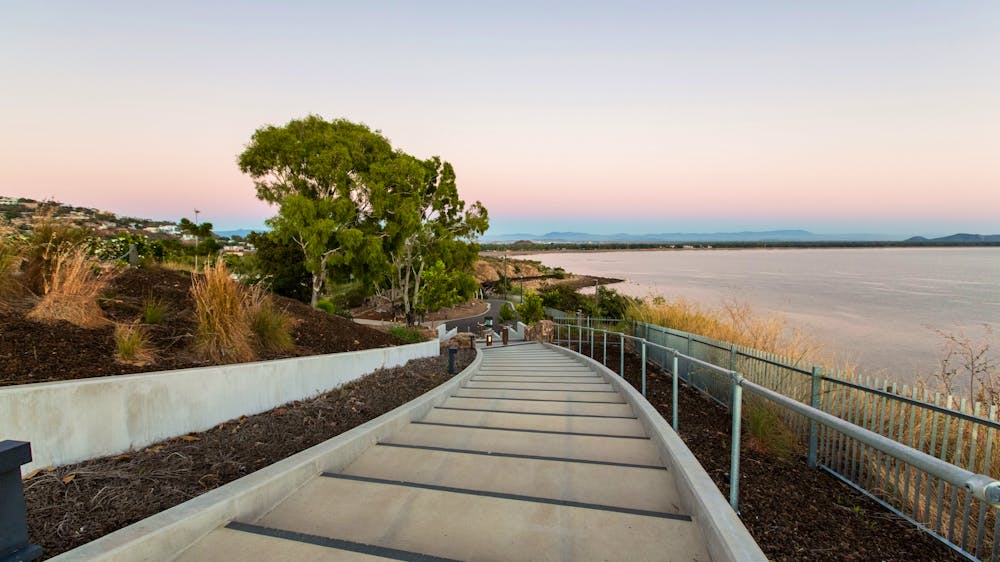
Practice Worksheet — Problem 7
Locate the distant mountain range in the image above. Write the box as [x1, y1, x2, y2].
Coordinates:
[481, 230, 898, 243]
[904, 233, 1000, 243]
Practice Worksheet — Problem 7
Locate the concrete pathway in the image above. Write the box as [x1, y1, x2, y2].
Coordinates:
[174, 342, 710, 561]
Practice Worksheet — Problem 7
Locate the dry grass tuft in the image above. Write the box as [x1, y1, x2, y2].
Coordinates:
[114, 322, 156, 365]
[247, 284, 295, 353]
[627, 296, 825, 364]
[0, 227, 26, 306]
[26, 246, 117, 328]
[190, 258, 256, 363]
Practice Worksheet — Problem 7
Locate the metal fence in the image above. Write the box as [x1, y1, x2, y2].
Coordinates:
[552, 318, 1000, 562]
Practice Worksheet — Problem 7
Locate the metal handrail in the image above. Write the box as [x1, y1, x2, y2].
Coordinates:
[554, 323, 1000, 509]
[632, 318, 1000, 430]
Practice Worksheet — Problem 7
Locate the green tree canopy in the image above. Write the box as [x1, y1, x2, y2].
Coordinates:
[238, 116, 393, 307]
[238, 115, 488, 311]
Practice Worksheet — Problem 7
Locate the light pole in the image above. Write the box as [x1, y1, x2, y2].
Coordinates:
[503, 252, 508, 300]
[194, 209, 200, 271]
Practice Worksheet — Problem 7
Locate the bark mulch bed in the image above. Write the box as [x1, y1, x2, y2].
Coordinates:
[1, 266, 402, 386]
[575, 341, 962, 562]
[23, 349, 475, 559]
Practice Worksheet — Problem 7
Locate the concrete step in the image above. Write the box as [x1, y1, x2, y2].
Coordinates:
[464, 381, 615, 392]
[174, 525, 396, 561]
[421, 407, 647, 437]
[384, 422, 663, 466]
[470, 376, 604, 383]
[454, 388, 624, 402]
[252, 475, 707, 561]
[343, 443, 682, 513]
[440, 396, 636, 417]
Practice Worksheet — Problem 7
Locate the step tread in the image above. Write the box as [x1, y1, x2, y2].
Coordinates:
[343, 444, 681, 512]
[253, 476, 708, 562]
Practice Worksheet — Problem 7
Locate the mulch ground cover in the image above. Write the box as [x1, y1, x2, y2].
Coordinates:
[0, 266, 402, 386]
[578, 341, 964, 562]
[23, 349, 475, 559]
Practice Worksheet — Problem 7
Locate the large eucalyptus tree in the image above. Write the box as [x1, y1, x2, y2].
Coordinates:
[238, 116, 392, 307]
[238, 115, 488, 312]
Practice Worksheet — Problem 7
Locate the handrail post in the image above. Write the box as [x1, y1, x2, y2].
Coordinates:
[686, 332, 693, 357]
[602, 331, 607, 366]
[578, 323, 583, 352]
[730, 375, 744, 513]
[1, 440, 43, 562]
[808, 366, 823, 468]
[729, 343, 736, 371]
[619, 333, 625, 377]
[590, 328, 595, 358]
[641, 339, 647, 397]
[672, 351, 679, 431]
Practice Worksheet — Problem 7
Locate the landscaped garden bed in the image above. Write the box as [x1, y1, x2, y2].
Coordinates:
[1, 266, 402, 386]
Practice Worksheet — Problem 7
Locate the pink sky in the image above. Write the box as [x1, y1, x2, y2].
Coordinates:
[2, 2, 998, 236]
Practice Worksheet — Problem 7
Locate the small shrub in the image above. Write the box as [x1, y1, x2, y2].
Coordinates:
[388, 325, 428, 344]
[27, 246, 117, 328]
[114, 322, 155, 365]
[516, 291, 545, 324]
[190, 258, 255, 363]
[248, 285, 295, 352]
[499, 302, 516, 323]
[315, 298, 336, 315]
[142, 294, 167, 324]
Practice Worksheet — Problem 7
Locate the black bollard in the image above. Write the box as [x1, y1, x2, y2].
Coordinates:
[448, 345, 458, 375]
[469, 334, 475, 349]
[0, 441, 43, 562]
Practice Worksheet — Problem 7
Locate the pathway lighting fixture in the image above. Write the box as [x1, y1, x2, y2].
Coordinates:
[0, 440, 43, 561]
[448, 345, 458, 375]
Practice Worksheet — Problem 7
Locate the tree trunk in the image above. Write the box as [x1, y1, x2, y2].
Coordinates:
[412, 259, 425, 317]
[310, 254, 330, 309]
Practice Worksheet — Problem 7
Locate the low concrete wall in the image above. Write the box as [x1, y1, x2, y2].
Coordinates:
[546, 343, 766, 562]
[51, 350, 483, 562]
[1, 340, 439, 475]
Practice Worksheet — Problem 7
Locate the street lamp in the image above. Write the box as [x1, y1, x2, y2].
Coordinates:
[503, 252, 508, 300]
[193, 209, 201, 271]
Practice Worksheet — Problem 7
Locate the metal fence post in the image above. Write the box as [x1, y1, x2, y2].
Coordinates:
[590, 328, 595, 358]
[730, 375, 744, 513]
[619, 334, 625, 377]
[729, 343, 736, 371]
[672, 351, 679, 431]
[1, 441, 43, 562]
[808, 366, 822, 468]
[578, 323, 583, 352]
[602, 331, 607, 366]
[641, 339, 647, 397]
[686, 332, 693, 357]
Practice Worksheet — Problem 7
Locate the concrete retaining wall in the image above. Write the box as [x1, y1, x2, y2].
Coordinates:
[51, 350, 483, 562]
[1, 340, 439, 475]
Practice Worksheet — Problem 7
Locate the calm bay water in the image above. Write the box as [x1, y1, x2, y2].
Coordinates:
[522, 248, 1000, 383]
